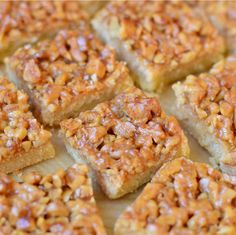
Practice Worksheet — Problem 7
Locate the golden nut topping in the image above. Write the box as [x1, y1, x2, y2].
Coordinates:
[190, 1, 236, 53]
[8, 28, 130, 113]
[61, 88, 188, 182]
[0, 1, 88, 51]
[115, 158, 236, 234]
[0, 164, 106, 234]
[0, 77, 51, 161]
[173, 56, 236, 165]
[102, 0, 224, 66]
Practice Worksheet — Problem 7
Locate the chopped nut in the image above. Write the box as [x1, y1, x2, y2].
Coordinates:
[120, 18, 136, 39]
[86, 59, 106, 79]
[23, 59, 41, 84]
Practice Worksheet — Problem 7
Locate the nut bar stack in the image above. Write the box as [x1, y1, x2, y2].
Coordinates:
[6, 27, 133, 126]
[60, 88, 189, 199]
[0, 164, 106, 235]
[115, 158, 236, 235]
[172, 56, 236, 175]
[0, 0, 88, 61]
[92, 0, 225, 91]
[0, 76, 54, 173]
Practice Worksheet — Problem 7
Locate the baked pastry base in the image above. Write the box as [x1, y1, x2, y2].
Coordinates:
[64, 141, 163, 199]
[0, 142, 55, 174]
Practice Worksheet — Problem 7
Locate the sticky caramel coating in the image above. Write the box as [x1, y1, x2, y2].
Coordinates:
[173, 57, 236, 165]
[101, 0, 223, 68]
[8, 27, 130, 114]
[116, 158, 236, 235]
[0, 164, 106, 234]
[0, 76, 51, 161]
[0, 1, 88, 50]
[61, 88, 187, 181]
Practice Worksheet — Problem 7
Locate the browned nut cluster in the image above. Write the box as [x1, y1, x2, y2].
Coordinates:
[102, 0, 224, 68]
[8, 27, 130, 113]
[0, 164, 106, 234]
[61, 87, 188, 181]
[0, 77, 51, 161]
[0, 1, 88, 50]
[173, 57, 236, 165]
[116, 158, 236, 234]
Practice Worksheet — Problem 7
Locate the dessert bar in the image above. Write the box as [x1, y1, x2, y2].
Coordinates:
[92, 0, 225, 91]
[0, 164, 106, 234]
[60, 88, 189, 199]
[115, 157, 236, 235]
[6, 28, 133, 126]
[0, 76, 54, 173]
[0, 0, 88, 61]
[172, 56, 236, 175]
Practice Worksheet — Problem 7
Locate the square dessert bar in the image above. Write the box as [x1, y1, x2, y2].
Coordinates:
[115, 157, 236, 235]
[172, 57, 236, 175]
[0, 1, 89, 61]
[0, 76, 54, 173]
[0, 164, 106, 235]
[6, 28, 133, 126]
[92, 0, 225, 91]
[60, 88, 189, 199]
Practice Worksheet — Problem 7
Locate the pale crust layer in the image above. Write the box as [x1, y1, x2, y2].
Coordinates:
[60, 88, 189, 199]
[0, 76, 54, 173]
[92, 0, 225, 91]
[173, 57, 236, 169]
[115, 158, 236, 235]
[0, 164, 106, 234]
[6, 28, 133, 126]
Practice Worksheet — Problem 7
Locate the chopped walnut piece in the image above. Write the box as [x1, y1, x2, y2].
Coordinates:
[60, 88, 189, 198]
[115, 158, 236, 235]
[7, 27, 133, 126]
[173, 57, 236, 167]
[0, 164, 106, 235]
[0, 1, 89, 60]
[92, 0, 225, 91]
[0, 76, 53, 167]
